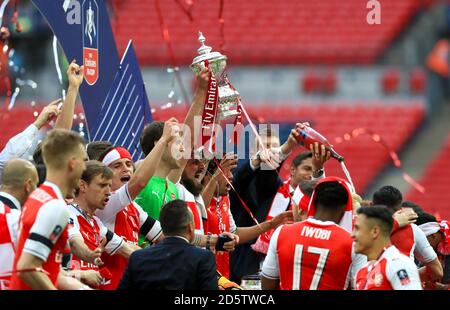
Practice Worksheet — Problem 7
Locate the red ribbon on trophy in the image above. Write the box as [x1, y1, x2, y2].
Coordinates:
[230, 102, 243, 145]
[227, 79, 243, 145]
[200, 60, 219, 153]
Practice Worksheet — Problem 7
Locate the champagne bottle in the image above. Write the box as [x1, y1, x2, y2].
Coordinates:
[295, 126, 344, 162]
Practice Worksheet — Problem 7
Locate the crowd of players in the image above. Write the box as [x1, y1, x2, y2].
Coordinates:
[0, 63, 448, 290]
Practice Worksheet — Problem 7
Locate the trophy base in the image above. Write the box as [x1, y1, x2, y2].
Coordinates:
[217, 110, 240, 121]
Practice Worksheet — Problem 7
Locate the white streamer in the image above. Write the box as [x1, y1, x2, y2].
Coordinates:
[0, 0, 11, 27]
[8, 86, 19, 110]
[16, 78, 37, 89]
[53, 35, 66, 100]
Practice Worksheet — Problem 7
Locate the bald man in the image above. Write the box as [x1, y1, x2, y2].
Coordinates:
[0, 159, 38, 289]
[0, 158, 39, 211]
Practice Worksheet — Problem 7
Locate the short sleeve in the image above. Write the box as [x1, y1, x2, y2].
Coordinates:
[23, 200, 69, 261]
[227, 207, 237, 234]
[96, 184, 133, 227]
[94, 216, 124, 255]
[66, 206, 82, 240]
[133, 202, 162, 243]
[386, 256, 422, 290]
[412, 224, 438, 264]
[261, 226, 282, 279]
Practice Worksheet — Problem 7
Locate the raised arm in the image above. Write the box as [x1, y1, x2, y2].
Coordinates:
[0, 100, 62, 182]
[128, 118, 178, 199]
[168, 67, 210, 183]
[55, 60, 84, 130]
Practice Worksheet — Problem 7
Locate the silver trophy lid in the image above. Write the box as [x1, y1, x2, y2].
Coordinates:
[191, 32, 227, 75]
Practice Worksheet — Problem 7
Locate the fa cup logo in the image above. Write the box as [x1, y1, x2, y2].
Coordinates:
[82, 0, 99, 85]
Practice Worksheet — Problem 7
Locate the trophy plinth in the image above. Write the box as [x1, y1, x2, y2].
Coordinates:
[190, 32, 240, 121]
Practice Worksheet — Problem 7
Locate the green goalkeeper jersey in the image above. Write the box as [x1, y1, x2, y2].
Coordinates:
[136, 176, 179, 245]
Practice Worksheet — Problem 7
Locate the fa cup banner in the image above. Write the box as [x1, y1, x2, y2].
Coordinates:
[31, 0, 120, 136]
[82, 0, 99, 85]
[91, 41, 153, 161]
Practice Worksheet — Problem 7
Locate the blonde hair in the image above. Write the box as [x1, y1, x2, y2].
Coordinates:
[351, 193, 363, 213]
[42, 129, 85, 169]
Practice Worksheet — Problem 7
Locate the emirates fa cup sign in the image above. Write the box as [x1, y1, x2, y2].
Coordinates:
[82, 0, 99, 85]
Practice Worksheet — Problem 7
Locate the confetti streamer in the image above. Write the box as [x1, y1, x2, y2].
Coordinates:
[0, 1, 12, 108]
[218, 0, 225, 53]
[12, 0, 21, 32]
[52, 36, 66, 101]
[334, 128, 425, 193]
[7, 86, 19, 110]
[213, 158, 269, 238]
[0, 0, 11, 26]
[155, 0, 190, 106]
[174, 0, 194, 22]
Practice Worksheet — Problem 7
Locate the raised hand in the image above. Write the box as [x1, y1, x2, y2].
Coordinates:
[310, 142, 331, 172]
[33, 99, 62, 129]
[162, 117, 180, 143]
[197, 67, 210, 91]
[280, 122, 311, 156]
[67, 59, 84, 88]
[214, 153, 238, 179]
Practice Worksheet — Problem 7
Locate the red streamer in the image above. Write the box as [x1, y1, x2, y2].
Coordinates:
[218, 104, 299, 232]
[334, 128, 425, 194]
[174, 0, 194, 22]
[2, 75, 12, 109]
[12, 0, 21, 33]
[213, 158, 270, 239]
[229, 102, 243, 145]
[155, 0, 190, 106]
[218, 0, 225, 53]
[0, 267, 50, 278]
[171, 0, 290, 224]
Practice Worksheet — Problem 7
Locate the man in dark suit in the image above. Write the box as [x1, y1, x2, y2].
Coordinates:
[229, 126, 295, 283]
[118, 199, 218, 290]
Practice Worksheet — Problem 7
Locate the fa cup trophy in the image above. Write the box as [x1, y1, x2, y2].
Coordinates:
[190, 32, 241, 120]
